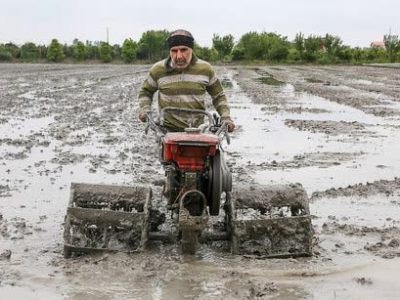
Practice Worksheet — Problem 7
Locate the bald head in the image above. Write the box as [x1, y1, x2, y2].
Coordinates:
[169, 29, 193, 39]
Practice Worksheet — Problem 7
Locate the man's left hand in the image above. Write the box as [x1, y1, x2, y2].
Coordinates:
[222, 118, 235, 133]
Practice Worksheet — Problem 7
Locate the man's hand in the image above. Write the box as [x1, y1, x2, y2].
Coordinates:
[222, 117, 236, 133]
[138, 111, 147, 122]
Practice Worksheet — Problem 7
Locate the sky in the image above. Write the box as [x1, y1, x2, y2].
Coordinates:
[0, 0, 399, 47]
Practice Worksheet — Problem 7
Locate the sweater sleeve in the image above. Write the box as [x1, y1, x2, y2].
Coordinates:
[206, 67, 231, 118]
[138, 70, 158, 113]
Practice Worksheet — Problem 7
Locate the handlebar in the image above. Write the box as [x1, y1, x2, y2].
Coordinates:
[144, 106, 230, 144]
[216, 121, 228, 136]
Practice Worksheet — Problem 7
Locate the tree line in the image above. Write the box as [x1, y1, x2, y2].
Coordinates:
[1, 30, 399, 64]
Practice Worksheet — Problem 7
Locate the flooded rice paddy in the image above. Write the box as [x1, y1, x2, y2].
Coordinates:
[1, 63, 400, 299]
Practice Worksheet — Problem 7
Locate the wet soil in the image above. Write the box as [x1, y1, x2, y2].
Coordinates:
[1, 63, 400, 299]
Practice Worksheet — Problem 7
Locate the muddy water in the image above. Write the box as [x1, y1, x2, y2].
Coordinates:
[227, 77, 400, 192]
[1, 64, 400, 299]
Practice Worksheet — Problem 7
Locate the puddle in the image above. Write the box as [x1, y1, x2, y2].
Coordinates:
[312, 193, 400, 228]
[0, 116, 54, 138]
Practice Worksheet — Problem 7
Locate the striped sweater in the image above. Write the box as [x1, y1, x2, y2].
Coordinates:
[138, 55, 231, 130]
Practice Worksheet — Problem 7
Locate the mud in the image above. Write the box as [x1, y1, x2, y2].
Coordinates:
[312, 177, 400, 199]
[233, 183, 309, 211]
[284, 119, 371, 136]
[1, 63, 400, 299]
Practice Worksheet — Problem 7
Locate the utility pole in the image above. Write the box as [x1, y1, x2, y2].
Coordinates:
[106, 27, 109, 44]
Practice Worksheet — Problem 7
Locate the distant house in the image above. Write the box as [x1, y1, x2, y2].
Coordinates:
[370, 41, 385, 48]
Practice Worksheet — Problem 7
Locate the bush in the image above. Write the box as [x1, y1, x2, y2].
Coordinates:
[212, 34, 234, 60]
[194, 45, 218, 62]
[336, 46, 353, 62]
[363, 46, 386, 63]
[231, 46, 245, 60]
[268, 42, 289, 61]
[303, 35, 322, 62]
[318, 54, 335, 64]
[20, 42, 39, 61]
[4, 43, 19, 58]
[0, 46, 12, 61]
[287, 48, 301, 63]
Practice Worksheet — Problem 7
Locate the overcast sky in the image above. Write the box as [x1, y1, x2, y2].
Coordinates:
[0, 0, 398, 47]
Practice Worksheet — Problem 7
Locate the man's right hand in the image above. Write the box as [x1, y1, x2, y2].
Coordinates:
[139, 112, 147, 122]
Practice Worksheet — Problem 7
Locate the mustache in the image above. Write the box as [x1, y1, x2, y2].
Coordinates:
[175, 58, 187, 64]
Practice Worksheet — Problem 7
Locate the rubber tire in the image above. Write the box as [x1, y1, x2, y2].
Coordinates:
[209, 152, 222, 216]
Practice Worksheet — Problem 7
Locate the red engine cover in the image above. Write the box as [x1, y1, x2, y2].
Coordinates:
[163, 132, 219, 171]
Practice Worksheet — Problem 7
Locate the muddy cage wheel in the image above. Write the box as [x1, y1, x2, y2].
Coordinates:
[181, 230, 199, 254]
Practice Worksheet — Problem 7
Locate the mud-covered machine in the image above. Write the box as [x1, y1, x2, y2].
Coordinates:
[64, 108, 313, 257]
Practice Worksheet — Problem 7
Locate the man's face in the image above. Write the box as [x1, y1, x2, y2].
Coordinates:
[170, 45, 193, 70]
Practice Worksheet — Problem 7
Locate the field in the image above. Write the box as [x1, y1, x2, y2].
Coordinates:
[1, 63, 400, 299]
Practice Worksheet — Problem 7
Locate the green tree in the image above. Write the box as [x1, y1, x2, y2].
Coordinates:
[121, 38, 138, 63]
[4, 42, 20, 58]
[303, 35, 322, 62]
[47, 39, 65, 62]
[320, 34, 343, 63]
[37, 45, 48, 59]
[136, 30, 170, 61]
[235, 31, 289, 61]
[20, 42, 39, 61]
[73, 40, 86, 61]
[294, 33, 305, 58]
[85, 41, 99, 60]
[384, 33, 400, 62]
[265, 34, 290, 61]
[99, 42, 112, 62]
[236, 32, 263, 59]
[212, 34, 235, 60]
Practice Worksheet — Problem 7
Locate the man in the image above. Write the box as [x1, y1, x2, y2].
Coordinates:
[138, 29, 235, 132]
